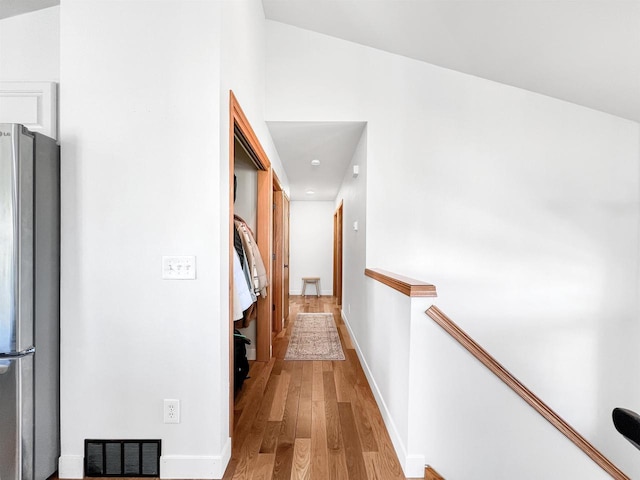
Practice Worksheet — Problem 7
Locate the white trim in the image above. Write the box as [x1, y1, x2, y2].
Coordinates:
[0, 82, 57, 139]
[405, 454, 427, 477]
[58, 455, 84, 479]
[340, 310, 423, 477]
[160, 437, 232, 479]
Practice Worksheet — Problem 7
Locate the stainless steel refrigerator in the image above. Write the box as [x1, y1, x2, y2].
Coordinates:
[0, 124, 60, 480]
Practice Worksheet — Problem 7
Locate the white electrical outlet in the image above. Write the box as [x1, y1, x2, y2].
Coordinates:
[164, 399, 180, 424]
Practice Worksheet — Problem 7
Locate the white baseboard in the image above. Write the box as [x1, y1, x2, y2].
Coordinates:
[161, 438, 231, 479]
[405, 454, 426, 477]
[340, 311, 423, 478]
[58, 455, 84, 479]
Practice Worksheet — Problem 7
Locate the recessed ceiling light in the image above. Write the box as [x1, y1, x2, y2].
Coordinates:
[311, 159, 320, 166]
[305, 190, 315, 195]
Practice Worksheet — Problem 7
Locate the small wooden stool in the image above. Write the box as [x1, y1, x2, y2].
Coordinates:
[301, 277, 321, 297]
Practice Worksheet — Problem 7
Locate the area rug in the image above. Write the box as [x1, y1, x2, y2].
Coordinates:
[285, 313, 345, 361]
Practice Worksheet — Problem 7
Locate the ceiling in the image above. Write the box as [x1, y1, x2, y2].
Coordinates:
[0, 0, 57, 19]
[4, 0, 639, 201]
[263, 0, 640, 201]
[268, 122, 366, 201]
[263, 0, 640, 124]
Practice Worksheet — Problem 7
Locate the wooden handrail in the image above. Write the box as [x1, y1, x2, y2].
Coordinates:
[426, 305, 630, 480]
[365, 268, 437, 297]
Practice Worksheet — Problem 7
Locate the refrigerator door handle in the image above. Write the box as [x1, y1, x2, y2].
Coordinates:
[0, 346, 35, 359]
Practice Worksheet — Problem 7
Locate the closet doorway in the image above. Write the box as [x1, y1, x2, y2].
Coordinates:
[229, 91, 273, 432]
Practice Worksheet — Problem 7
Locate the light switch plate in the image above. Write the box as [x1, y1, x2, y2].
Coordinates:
[162, 256, 196, 280]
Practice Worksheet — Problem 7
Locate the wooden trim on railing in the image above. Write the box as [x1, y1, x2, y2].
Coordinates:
[424, 466, 445, 480]
[365, 268, 437, 297]
[426, 305, 630, 480]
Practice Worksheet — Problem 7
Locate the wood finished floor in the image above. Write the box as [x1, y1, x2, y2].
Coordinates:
[224, 296, 420, 480]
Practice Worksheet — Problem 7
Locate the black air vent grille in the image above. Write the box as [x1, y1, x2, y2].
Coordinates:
[85, 440, 161, 477]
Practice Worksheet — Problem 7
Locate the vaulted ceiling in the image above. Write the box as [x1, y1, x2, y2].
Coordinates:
[0, 0, 57, 19]
[263, 0, 640, 200]
[3, 0, 639, 201]
[263, 0, 640, 124]
[4, 1, 637, 122]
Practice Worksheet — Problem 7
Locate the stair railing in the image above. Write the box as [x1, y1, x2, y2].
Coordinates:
[426, 305, 630, 480]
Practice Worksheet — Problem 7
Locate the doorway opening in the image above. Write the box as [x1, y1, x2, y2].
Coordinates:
[228, 91, 273, 434]
[333, 201, 343, 306]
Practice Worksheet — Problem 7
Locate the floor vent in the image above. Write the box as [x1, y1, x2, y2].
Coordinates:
[85, 439, 161, 477]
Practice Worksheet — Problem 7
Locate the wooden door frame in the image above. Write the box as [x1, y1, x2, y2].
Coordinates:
[283, 193, 290, 322]
[272, 173, 284, 335]
[333, 201, 343, 305]
[229, 91, 273, 433]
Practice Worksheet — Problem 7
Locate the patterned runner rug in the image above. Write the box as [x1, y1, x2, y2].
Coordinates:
[285, 313, 345, 361]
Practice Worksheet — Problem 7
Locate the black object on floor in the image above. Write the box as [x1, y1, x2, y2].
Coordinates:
[613, 407, 640, 450]
[234, 330, 251, 393]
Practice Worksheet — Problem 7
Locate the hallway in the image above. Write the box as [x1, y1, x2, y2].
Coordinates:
[223, 296, 418, 480]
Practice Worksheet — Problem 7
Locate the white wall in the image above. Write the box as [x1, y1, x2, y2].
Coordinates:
[289, 201, 334, 295]
[234, 148, 258, 233]
[265, 20, 640, 477]
[358, 280, 610, 478]
[59, 1, 228, 478]
[0, 6, 60, 82]
[0, 7, 60, 139]
[220, 1, 289, 193]
[58, 2, 284, 478]
[361, 279, 414, 472]
[417, 305, 610, 479]
[335, 127, 367, 328]
[219, 0, 289, 377]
